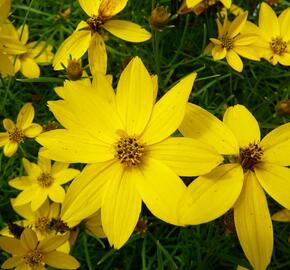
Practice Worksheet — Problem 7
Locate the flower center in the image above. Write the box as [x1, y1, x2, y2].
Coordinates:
[23, 249, 43, 267]
[37, 173, 54, 188]
[8, 127, 25, 143]
[270, 37, 287, 55]
[87, 15, 107, 32]
[220, 34, 234, 50]
[239, 143, 263, 171]
[114, 136, 145, 167]
[35, 217, 51, 233]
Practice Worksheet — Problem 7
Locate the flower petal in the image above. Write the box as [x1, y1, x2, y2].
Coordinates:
[51, 162, 69, 175]
[53, 168, 80, 185]
[48, 185, 66, 203]
[0, 237, 25, 255]
[31, 188, 48, 211]
[38, 234, 69, 253]
[99, 0, 128, 16]
[259, 3, 279, 38]
[255, 163, 290, 209]
[43, 251, 80, 269]
[234, 171, 273, 270]
[0, 0, 11, 26]
[27, 41, 54, 64]
[4, 140, 18, 157]
[220, 0, 231, 8]
[102, 167, 142, 248]
[233, 46, 260, 61]
[9, 177, 32, 190]
[20, 228, 38, 250]
[226, 50, 243, 72]
[141, 73, 196, 145]
[23, 123, 42, 138]
[17, 24, 29, 44]
[136, 158, 186, 225]
[179, 103, 239, 155]
[0, 132, 9, 147]
[278, 7, 290, 41]
[2, 256, 23, 269]
[53, 29, 91, 70]
[102, 20, 151, 42]
[272, 209, 290, 222]
[13, 187, 37, 206]
[20, 56, 40, 78]
[3, 118, 15, 130]
[148, 137, 223, 176]
[212, 46, 227, 60]
[16, 103, 34, 130]
[116, 57, 153, 135]
[0, 53, 14, 75]
[223, 104, 260, 148]
[180, 164, 244, 225]
[78, 0, 101, 17]
[228, 12, 248, 38]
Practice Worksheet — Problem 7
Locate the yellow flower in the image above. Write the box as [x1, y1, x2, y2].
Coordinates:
[179, 103, 290, 270]
[210, 12, 260, 72]
[53, 0, 151, 76]
[10, 153, 80, 211]
[242, 3, 290, 66]
[186, 0, 231, 8]
[0, 103, 42, 157]
[0, 228, 80, 269]
[36, 57, 223, 248]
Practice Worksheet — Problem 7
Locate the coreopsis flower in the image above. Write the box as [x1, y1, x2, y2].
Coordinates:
[10, 154, 80, 211]
[36, 57, 223, 248]
[242, 3, 290, 66]
[53, 0, 151, 76]
[0, 103, 42, 157]
[179, 103, 290, 270]
[0, 228, 80, 269]
[210, 12, 260, 72]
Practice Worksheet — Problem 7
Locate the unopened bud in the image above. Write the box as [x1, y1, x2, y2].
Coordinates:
[266, 0, 280, 6]
[275, 99, 290, 116]
[67, 59, 83, 81]
[150, 6, 171, 30]
[62, 8, 71, 18]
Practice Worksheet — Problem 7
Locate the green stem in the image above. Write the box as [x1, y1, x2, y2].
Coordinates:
[83, 234, 93, 270]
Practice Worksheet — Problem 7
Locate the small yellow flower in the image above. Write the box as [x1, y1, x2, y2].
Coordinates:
[37, 57, 223, 248]
[210, 12, 260, 72]
[53, 0, 151, 76]
[0, 103, 42, 157]
[10, 153, 80, 211]
[179, 103, 290, 270]
[242, 3, 290, 66]
[0, 228, 80, 269]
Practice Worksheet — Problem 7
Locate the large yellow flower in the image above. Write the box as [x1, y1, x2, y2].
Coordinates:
[36, 57, 223, 248]
[53, 0, 151, 76]
[242, 3, 290, 66]
[179, 103, 290, 270]
[0, 228, 80, 269]
[210, 12, 260, 72]
[0, 103, 42, 157]
[10, 154, 80, 211]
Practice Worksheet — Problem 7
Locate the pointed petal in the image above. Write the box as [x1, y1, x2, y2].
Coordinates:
[179, 103, 239, 155]
[255, 163, 290, 209]
[13, 187, 37, 206]
[99, 0, 128, 16]
[31, 189, 47, 211]
[53, 168, 80, 185]
[116, 57, 153, 135]
[48, 185, 66, 203]
[17, 24, 29, 44]
[51, 162, 69, 175]
[278, 8, 290, 41]
[11, 201, 35, 221]
[136, 158, 186, 225]
[78, 0, 101, 17]
[20, 57, 40, 78]
[103, 20, 151, 42]
[212, 46, 227, 60]
[9, 177, 32, 190]
[20, 228, 38, 250]
[43, 251, 80, 269]
[2, 256, 23, 269]
[0, 132, 9, 147]
[226, 50, 243, 72]
[233, 46, 260, 61]
[37, 155, 51, 173]
[148, 137, 223, 176]
[180, 164, 243, 225]
[234, 171, 273, 270]
[4, 140, 18, 157]
[53, 29, 91, 70]
[223, 104, 260, 147]
[259, 3, 279, 38]
[0, 53, 14, 75]
[16, 103, 34, 130]
[0, 0, 11, 26]
[88, 33, 107, 75]
[185, 0, 201, 8]
[102, 167, 141, 248]
[272, 209, 290, 222]
[27, 41, 54, 64]
[141, 73, 196, 145]
[23, 123, 42, 138]
[0, 237, 25, 255]
[38, 234, 69, 253]
[220, 0, 231, 8]
[228, 12, 248, 38]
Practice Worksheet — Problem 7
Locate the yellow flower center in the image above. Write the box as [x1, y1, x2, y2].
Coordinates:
[239, 143, 263, 171]
[37, 173, 54, 188]
[23, 249, 43, 267]
[270, 37, 287, 55]
[35, 217, 50, 233]
[220, 34, 234, 50]
[114, 136, 145, 167]
[8, 127, 25, 143]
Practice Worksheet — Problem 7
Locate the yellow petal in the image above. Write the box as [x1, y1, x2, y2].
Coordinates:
[151, 74, 158, 103]
[259, 3, 279, 38]
[212, 46, 227, 60]
[179, 103, 239, 155]
[278, 8, 290, 41]
[234, 34, 259, 46]
[1, 20, 19, 40]
[102, 20, 151, 42]
[3, 118, 15, 130]
[185, 0, 201, 8]
[27, 41, 54, 64]
[141, 73, 196, 145]
[16, 103, 34, 130]
[38, 234, 69, 253]
[223, 104, 260, 148]
[36, 129, 114, 163]
[9, 176, 32, 190]
[17, 24, 29, 44]
[88, 32, 107, 76]
[148, 137, 223, 176]
[102, 167, 141, 249]
[116, 56, 153, 135]
[228, 12, 248, 38]
[0, 53, 14, 75]
[0, 0, 11, 26]
[272, 209, 290, 222]
[2, 256, 22, 269]
[220, 0, 231, 8]
[136, 158, 186, 225]
[48, 185, 66, 203]
[51, 162, 69, 174]
[4, 140, 18, 157]
[85, 211, 106, 238]
[99, 0, 128, 17]
[13, 187, 37, 206]
[0, 237, 25, 255]
[260, 122, 290, 166]
[53, 168, 79, 185]
[23, 123, 42, 138]
[234, 171, 273, 270]
[180, 164, 243, 225]
[53, 29, 91, 70]
[226, 50, 243, 72]
[20, 56, 40, 78]
[43, 251, 80, 269]
[0, 37, 27, 54]
[255, 163, 290, 210]
[78, 0, 101, 17]
[233, 46, 260, 61]
[20, 228, 38, 250]
[0, 132, 9, 147]
[31, 188, 48, 211]
[11, 201, 35, 221]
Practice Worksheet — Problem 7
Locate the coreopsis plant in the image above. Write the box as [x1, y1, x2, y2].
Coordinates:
[10, 154, 80, 211]
[0, 228, 80, 269]
[0, 103, 42, 157]
[36, 57, 223, 248]
[179, 103, 290, 270]
[209, 11, 260, 72]
[53, 0, 151, 76]
[242, 3, 290, 66]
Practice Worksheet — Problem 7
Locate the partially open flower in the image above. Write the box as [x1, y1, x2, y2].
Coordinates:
[150, 6, 171, 30]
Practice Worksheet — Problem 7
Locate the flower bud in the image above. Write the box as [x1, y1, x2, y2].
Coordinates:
[67, 59, 83, 81]
[150, 6, 171, 30]
[275, 99, 290, 116]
